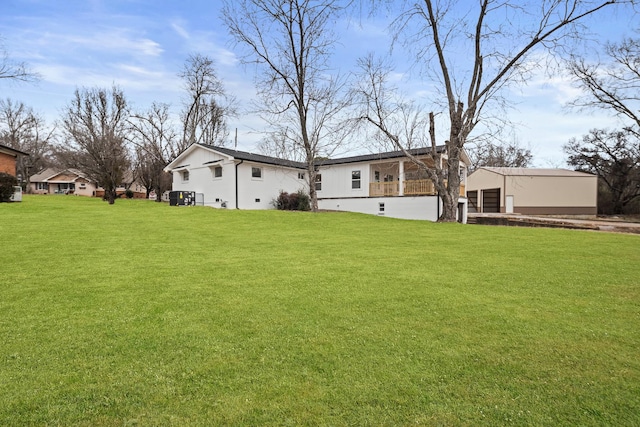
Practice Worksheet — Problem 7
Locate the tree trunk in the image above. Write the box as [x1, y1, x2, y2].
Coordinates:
[308, 165, 318, 212]
[106, 188, 116, 205]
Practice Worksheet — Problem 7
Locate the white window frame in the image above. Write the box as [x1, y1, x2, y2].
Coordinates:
[182, 170, 190, 182]
[213, 166, 223, 179]
[251, 167, 262, 179]
[352, 170, 361, 189]
[315, 173, 322, 191]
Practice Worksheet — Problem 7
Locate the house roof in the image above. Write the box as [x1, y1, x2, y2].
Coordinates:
[0, 144, 29, 157]
[166, 143, 470, 172]
[30, 168, 91, 183]
[320, 146, 449, 165]
[476, 167, 595, 177]
[30, 168, 59, 182]
[198, 144, 307, 169]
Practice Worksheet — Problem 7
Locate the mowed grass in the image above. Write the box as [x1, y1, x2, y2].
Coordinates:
[1, 195, 639, 426]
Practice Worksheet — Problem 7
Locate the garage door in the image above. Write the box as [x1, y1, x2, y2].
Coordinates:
[482, 188, 500, 213]
[467, 191, 478, 213]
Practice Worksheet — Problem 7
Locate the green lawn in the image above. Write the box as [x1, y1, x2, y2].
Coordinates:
[1, 195, 639, 426]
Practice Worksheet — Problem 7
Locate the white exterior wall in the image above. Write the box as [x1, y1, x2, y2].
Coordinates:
[236, 161, 306, 209]
[317, 162, 371, 198]
[169, 146, 305, 209]
[170, 148, 236, 207]
[318, 196, 443, 221]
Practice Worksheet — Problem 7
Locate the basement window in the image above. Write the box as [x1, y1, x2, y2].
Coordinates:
[379, 202, 385, 215]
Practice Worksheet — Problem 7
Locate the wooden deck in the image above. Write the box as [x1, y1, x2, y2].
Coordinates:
[369, 180, 466, 197]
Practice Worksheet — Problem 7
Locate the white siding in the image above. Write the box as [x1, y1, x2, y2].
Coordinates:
[318, 196, 442, 221]
[317, 163, 371, 198]
[170, 148, 236, 207]
[236, 162, 306, 209]
[169, 147, 306, 209]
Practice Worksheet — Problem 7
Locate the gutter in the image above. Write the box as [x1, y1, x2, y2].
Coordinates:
[235, 159, 243, 209]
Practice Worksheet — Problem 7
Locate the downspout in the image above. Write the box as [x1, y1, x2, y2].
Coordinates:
[235, 159, 243, 209]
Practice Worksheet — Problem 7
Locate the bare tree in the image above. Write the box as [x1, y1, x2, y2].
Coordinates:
[468, 138, 533, 173]
[59, 86, 131, 204]
[129, 102, 178, 201]
[359, 0, 632, 221]
[0, 39, 38, 83]
[565, 128, 640, 214]
[222, 0, 352, 211]
[0, 99, 56, 187]
[179, 54, 235, 148]
[568, 34, 640, 137]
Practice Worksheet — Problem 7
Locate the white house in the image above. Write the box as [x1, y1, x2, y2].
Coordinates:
[165, 144, 470, 222]
[164, 144, 307, 209]
[316, 147, 469, 222]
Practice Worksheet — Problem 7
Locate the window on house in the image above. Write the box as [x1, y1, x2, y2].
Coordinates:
[384, 174, 394, 182]
[374, 171, 380, 182]
[36, 182, 47, 190]
[255, 198, 261, 203]
[182, 170, 189, 182]
[379, 202, 385, 214]
[214, 166, 223, 178]
[298, 172, 305, 180]
[252, 167, 262, 178]
[352, 170, 361, 189]
[315, 174, 322, 191]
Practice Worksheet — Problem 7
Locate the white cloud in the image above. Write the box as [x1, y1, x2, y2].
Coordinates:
[171, 21, 190, 40]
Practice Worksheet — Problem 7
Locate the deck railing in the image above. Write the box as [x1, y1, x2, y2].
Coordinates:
[370, 180, 466, 197]
[369, 181, 399, 196]
[403, 179, 436, 195]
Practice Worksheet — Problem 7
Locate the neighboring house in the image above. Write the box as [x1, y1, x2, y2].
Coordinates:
[94, 171, 148, 199]
[165, 143, 470, 222]
[0, 144, 28, 178]
[466, 167, 597, 215]
[29, 168, 98, 196]
[31, 168, 148, 198]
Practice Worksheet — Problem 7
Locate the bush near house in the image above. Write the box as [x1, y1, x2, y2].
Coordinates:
[1, 196, 639, 425]
[273, 189, 311, 211]
[0, 172, 17, 202]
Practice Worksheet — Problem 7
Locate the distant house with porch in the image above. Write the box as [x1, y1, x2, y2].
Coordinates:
[466, 167, 597, 215]
[29, 168, 147, 198]
[165, 143, 470, 222]
[29, 168, 98, 196]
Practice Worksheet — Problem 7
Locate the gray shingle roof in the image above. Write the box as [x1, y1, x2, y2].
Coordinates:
[319, 146, 446, 165]
[198, 144, 307, 169]
[199, 144, 446, 168]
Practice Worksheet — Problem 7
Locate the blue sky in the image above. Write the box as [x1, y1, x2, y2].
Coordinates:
[0, 0, 637, 166]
